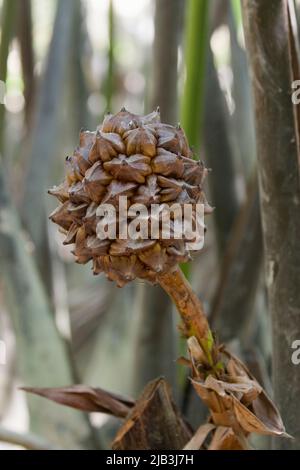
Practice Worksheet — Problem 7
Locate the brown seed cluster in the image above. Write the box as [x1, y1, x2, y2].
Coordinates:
[49, 108, 212, 286]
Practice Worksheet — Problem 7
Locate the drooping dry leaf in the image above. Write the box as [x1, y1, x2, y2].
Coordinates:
[223, 349, 291, 437]
[208, 426, 249, 450]
[183, 423, 215, 450]
[204, 374, 262, 401]
[21, 385, 134, 418]
[189, 341, 290, 441]
[233, 393, 290, 438]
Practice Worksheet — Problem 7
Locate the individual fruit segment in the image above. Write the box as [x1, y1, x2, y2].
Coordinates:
[124, 126, 157, 157]
[104, 154, 151, 184]
[152, 149, 184, 178]
[83, 162, 112, 203]
[89, 131, 125, 163]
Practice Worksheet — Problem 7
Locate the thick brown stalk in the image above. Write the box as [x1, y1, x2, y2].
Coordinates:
[158, 267, 210, 343]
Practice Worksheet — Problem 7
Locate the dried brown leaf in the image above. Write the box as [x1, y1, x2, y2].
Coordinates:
[183, 423, 215, 450]
[208, 426, 249, 450]
[190, 345, 290, 439]
[22, 385, 134, 418]
[112, 378, 191, 450]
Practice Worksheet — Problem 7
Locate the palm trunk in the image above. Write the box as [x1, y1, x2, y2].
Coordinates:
[242, 0, 300, 449]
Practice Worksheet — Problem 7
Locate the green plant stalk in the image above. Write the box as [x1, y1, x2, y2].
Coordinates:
[181, 0, 210, 153]
[231, 0, 243, 29]
[180, 0, 209, 278]
[0, 0, 17, 152]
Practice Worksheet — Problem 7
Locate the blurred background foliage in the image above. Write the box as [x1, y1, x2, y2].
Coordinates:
[0, 0, 299, 450]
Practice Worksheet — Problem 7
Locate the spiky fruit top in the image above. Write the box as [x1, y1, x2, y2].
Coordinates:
[49, 108, 211, 287]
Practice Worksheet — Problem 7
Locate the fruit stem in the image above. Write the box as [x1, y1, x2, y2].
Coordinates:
[158, 266, 214, 363]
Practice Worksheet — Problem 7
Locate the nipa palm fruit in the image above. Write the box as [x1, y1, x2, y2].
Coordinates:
[49, 108, 212, 287]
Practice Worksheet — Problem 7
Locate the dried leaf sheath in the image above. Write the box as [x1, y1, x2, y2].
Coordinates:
[22, 385, 134, 418]
[183, 344, 290, 449]
[112, 378, 192, 450]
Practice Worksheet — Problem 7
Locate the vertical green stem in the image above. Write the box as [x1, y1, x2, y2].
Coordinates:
[181, 0, 210, 153]
[180, 0, 210, 277]
[231, 0, 243, 29]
